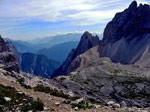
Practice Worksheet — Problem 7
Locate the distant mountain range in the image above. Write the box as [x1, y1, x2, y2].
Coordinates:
[37, 41, 78, 63]
[6, 41, 60, 78]
[29, 33, 82, 45]
[5, 33, 82, 53]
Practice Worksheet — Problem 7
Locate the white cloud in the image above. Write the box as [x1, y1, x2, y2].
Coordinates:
[0, 0, 125, 26]
[0, 0, 149, 40]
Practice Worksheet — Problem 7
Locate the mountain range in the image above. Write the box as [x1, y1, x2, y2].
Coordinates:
[37, 41, 78, 63]
[0, 1, 150, 111]
[5, 33, 82, 53]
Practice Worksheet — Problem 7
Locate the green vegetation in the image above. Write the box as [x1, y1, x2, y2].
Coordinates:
[21, 100, 44, 112]
[0, 84, 44, 112]
[83, 80, 89, 84]
[114, 69, 122, 74]
[60, 77, 66, 81]
[16, 78, 32, 89]
[33, 85, 69, 99]
[71, 99, 94, 110]
[69, 73, 78, 80]
[33, 85, 80, 100]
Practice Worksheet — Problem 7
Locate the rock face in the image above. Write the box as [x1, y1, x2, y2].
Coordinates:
[51, 31, 100, 77]
[0, 36, 19, 72]
[20, 53, 60, 78]
[100, 1, 150, 67]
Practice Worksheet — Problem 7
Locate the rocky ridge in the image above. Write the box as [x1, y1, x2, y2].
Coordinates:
[0, 35, 19, 72]
[100, 1, 150, 67]
[52, 31, 100, 77]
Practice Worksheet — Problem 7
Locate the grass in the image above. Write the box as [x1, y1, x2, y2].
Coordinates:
[71, 99, 94, 110]
[0, 84, 44, 112]
[114, 69, 122, 74]
[16, 78, 32, 89]
[83, 80, 89, 84]
[60, 77, 66, 81]
[33, 85, 81, 100]
[21, 100, 44, 112]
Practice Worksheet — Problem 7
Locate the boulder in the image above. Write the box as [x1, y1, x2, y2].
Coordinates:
[4, 97, 11, 102]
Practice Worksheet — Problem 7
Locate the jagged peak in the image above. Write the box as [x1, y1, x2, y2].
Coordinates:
[81, 31, 92, 39]
[0, 35, 5, 43]
[81, 31, 99, 41]
[128, 1, 137, 10]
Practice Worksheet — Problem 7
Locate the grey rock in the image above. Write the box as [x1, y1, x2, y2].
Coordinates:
[0, 36, 19, 72]
[120, 101, 127, 108]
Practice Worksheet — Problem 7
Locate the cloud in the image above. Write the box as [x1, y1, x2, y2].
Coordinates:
[0, 0, 149, 40]
[0, 0, 127, 26]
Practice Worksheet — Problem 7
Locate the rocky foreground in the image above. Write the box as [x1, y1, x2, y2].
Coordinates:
[0, 67, 150, 112]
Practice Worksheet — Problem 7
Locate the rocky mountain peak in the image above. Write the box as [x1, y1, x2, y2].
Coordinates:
[128, 1, 137, 11]
[76, 31, 99, 56]
[0, 36, 19, 72]
[0, 35, 10, 52]
[51, 31, 100, 77]
[102, 1, 150, 44]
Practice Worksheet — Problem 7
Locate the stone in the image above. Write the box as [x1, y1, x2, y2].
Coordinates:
[107, 101, 115, 106]
[112, 103, 120, 108]
[68, 91, 74, 97]
[76, 98, 84, 104]
[27, 110, 33, 112]
[44, 107, 48, 111]
[63, 100, 71, 104]
[18, 91, 24, 94]
[141, 110, 148, 112]
[19, 103, 23, 106]
[4, 97, 11, 102]
[55, 102, 60, 106]
[120, 101, 127, 108]
[74, 107, 79, 111]
[94, 104, 101, 109]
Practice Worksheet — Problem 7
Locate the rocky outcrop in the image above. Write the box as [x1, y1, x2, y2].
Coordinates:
[51, 31, 100, 77]
[0, 36, 19, 72]
[99, 1, 150, 67]
[102, 1, 150, 44]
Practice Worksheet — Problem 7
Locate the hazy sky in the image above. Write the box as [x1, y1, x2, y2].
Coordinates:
[0, 0, 149, 40]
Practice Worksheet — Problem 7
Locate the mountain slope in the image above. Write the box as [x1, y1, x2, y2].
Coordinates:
[20, 53, 60, 78]
[100, 1, 150, 67]
[37, 41, 78, 63]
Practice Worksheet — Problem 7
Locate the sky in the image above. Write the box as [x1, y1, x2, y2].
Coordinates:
[0, 0, 149, 40]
